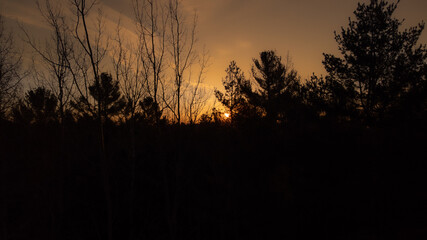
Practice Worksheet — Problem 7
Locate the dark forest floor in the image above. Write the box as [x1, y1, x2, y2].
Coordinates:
[1, 120, 427, 240]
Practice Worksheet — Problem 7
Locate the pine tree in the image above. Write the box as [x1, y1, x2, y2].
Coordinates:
[13, 87, 58, 124]
[323, 0, 427, 123]
[72, 73, 126, 122]
[215, 61, 247, 121]
[90, 73, 126, 121]
[240, 50, 300, 123]
[139, 96, 162, 125]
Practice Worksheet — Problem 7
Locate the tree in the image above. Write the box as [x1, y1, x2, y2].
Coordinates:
[167, 0, 197, 124]
[215, 61, 247, 122]
[138, 96, 162, 125]
[73, 72, 125, 121]
[302, 74, 358, 121]
[21, 0, 74, 125]
[20, 5, 74, 238]
[323, 0, 427, 123]
[12, 87, 58, 125]
[240, 50, 301, 123]
[68, 2, 113, 238]
[134, 0, 168, 114]
[110, 21, 147, 240]
[0, 14, 23, 119]
[111, 22, 146, 122]
[69, 0, 112, 122]
[89, 72, 126, 121]
[184, 49, 210, 124]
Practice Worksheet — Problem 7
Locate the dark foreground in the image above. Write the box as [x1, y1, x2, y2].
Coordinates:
[1, 120, 427, 240]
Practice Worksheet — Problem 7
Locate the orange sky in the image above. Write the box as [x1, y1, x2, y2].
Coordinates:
[2, 0, 427, 91]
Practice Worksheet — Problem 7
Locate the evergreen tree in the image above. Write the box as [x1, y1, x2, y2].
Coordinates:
[240, 50, 301, 123]
[215, 61, 247, 121]
[323, 0, 427, 123]
[72, 73, 126, 122]
[302, 74, 358, 121]
[138, 96, 162, 125]
[91, 73, 126, 121]
[12, 87, 58, 124]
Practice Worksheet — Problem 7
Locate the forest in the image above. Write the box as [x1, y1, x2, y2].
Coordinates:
[1, 0, 427, 239]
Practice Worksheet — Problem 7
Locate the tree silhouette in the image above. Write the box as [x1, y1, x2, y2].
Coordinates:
[323, 0, 427, 123]
[69, 3, 113, 239]
[111, 23, 146, 123]
[139, 96, 162, 125]
[240, 50, 301, 123]
[72, 73, 125, 121]
[90, 72, 126, 121]
[167, 0, 198, 124]
[12, 87, 58, 124]
[20, 0, 74, 125]
[134, 0, 167, 115]
[302, 74, 358, 121]
[215, 61, 247, 122]
[0, 14, 22, 119]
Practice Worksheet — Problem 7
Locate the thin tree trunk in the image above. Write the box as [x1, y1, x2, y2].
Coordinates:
[177, 82, 181, 124]
[78, 3, 112, 239]
[128, 115, 136, 240]
[1, 157, 7, 240]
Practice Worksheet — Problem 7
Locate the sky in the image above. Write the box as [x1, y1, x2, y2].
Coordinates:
[1, 0, 427, 91]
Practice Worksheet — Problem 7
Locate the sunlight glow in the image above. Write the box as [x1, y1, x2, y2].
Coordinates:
[224, 113, 230, 118]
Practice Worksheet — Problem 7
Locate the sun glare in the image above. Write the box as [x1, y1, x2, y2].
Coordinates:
[224, 113, 230, 118]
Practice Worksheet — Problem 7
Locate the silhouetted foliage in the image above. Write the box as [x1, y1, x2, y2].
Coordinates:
[322, 0, 427, 124]
[0, 14, 22, 119]
[3, 1, 427, 240]
[12, 87, 58, 124]
[198, 107, 228, 125]
[302, 74, 358, 122]
[138, 96, 163, 125]
[239, 50, 302, 123]
[214, 61, 248, 122]
[90, 73, 126, 120]
[72, 73, 126, 121]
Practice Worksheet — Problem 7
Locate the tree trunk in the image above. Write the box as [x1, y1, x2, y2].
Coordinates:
[128, 116, 136, 240]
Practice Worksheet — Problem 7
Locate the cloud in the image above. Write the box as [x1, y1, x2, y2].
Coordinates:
[3, 0, 426, 90]
[1, 0, 49, 29]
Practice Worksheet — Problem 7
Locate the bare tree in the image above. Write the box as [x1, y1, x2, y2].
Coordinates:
[167, 0, 197, 124]
[110, 20, 149, 239]
[19, 2, 78, 239]
[21, 0, 75, 124]
[0, 14, 23, 240]
[69, 1, 113, 240]
[134, 0, 168, 119]
[0, 15, 23, 119]
[184, 48, 210, 124]
[70, 0, 108, 112]
[112, 21, 146, 120]
[67, 44, 94, 115]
